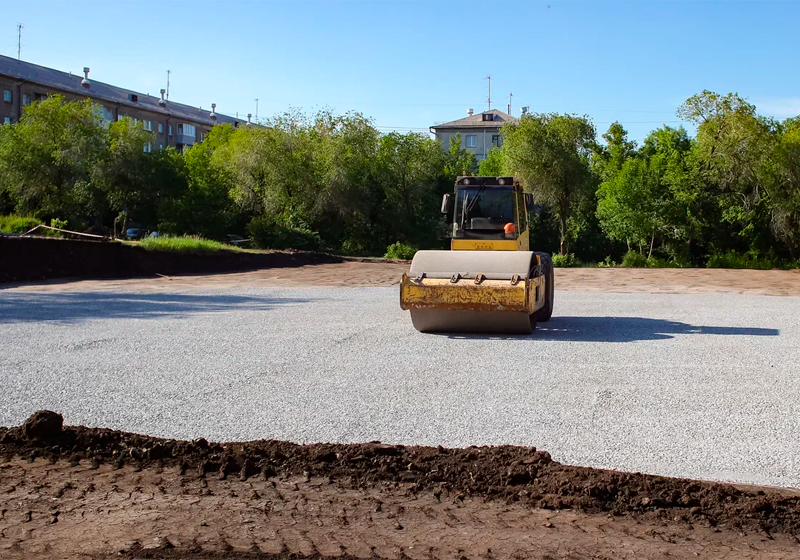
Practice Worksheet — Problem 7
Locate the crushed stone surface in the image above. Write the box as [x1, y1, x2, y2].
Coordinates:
[0, 287, 798, 488]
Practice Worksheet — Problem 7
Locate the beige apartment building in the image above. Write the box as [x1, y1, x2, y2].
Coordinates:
[0, 54, 250, 151]
[430, 108, 518, 162]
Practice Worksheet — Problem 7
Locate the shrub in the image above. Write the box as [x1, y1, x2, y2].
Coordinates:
[552, 253, 581, 267]
[597, 256, 617, 268]
[706, 250, 776, 270]
[646, 256, 685, 268]
[50, 218, 68, 231]
[621, 250, 648, 268]
[247, 215, 321, 251]
[0, 215, 41, 233]
[384, 242, 417, 260]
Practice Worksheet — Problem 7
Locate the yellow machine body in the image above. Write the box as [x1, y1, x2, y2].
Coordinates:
[399, 176, 554, 334]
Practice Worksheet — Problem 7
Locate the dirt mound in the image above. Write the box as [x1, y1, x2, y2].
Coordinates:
[2, 414, 800, 537]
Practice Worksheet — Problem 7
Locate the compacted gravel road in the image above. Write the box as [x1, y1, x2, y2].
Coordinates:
[1, 286, 797, 487]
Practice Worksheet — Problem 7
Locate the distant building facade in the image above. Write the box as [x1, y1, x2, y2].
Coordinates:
[430, 108, 518, 162]
[0, 55, 251, 151]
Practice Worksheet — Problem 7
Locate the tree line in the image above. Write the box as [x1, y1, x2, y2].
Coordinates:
[488, 90, 800, 268]
[1, 92, 798, 267]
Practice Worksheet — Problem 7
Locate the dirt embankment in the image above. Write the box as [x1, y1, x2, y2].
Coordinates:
[0, 236, 343, 283]
[2, 412, 799, 559]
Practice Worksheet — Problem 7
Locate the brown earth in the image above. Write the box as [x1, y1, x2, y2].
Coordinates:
[2, 412, 800, 559]
[4, 261, 800, 296]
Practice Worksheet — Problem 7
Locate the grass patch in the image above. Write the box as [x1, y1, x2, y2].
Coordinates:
[133, 236, 246, 255]
[0, 215, 42, 234]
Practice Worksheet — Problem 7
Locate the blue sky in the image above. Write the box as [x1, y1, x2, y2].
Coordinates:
[2, 0, 798, 143]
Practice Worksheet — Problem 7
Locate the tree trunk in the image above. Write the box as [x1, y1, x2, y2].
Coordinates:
[559, 215, 567, 255]
[648, 232, 655, 260]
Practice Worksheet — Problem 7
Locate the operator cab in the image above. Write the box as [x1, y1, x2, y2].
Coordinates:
[441, 177, 534, 241]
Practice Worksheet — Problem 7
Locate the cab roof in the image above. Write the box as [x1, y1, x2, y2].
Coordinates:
[455, 176, 520, 187]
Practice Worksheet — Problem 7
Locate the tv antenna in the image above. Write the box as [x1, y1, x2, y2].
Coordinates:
[17, 23, 23, 60]
[166, 70, 171, 100]
[507, 92, 513, 115]
[486, 75, 491, 110]
[255, 98, 259, 121]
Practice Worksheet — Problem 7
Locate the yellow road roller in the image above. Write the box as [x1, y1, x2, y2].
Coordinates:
[399, 176, 554, 334]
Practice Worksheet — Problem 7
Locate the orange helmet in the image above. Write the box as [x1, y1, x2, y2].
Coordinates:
[504, 222, 516, 234]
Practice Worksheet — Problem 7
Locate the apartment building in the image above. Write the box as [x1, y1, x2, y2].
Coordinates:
[0, 54, 250, 151]
[430, 108, 518, 162]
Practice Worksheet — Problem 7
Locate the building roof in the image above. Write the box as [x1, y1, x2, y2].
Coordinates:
[431, 108, 518, 130]
[0, 54, 247, 127]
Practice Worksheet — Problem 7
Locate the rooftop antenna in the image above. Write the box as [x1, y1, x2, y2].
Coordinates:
[166, 70, 171, 100]
[507, 92, 512, 115]
[486, 75, 491, 111]
[17, 23, 23, 60]
[255, 98, 259, 121]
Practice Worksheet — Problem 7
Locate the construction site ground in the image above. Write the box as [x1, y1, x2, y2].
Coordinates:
[2, 264, 800, 559]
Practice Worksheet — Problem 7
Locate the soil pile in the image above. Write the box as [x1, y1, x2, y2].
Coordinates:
[3, 411, 800, 537]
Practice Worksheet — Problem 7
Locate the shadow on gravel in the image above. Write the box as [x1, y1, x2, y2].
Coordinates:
[445, 316, 779, 342]
[0, 292, 312, 324]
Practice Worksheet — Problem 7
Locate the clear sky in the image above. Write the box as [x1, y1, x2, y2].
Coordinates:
[2, 0, 798, 143]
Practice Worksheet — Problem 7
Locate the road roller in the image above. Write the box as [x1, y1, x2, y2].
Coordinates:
[399, 176, 554, 334]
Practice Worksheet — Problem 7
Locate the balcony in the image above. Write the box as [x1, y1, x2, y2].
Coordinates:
[176, 134, 195, 146]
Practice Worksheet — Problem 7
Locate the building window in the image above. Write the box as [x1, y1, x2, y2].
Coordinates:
[159, 144, 163, 151]
[22, 94, 31, 106]
[142, 120, 152, 131]
[3, 117, 10, 125]
[158, 123, 164, 134]
[178, 123, 196, 138]
[200, 131, 205, 142]
[465, 135, 477, 148]
[143, 142, 152, 153]
[168, 125, 173, 136]
[101, 106, 113, 122]
[3, 90, 11, 103]
[492, 135, 502, 147]
[118, 114, 125, 121]
[35, 93, 47, 101]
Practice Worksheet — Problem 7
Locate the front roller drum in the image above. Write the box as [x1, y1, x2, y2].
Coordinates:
[409, 308, 536, 334]
[399, 250, 545, 335]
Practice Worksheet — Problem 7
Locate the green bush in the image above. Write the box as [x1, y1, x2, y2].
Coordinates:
[50, 218, 67, 229]
[384, 242, 417, 260]
[646, 256, 686, 268]
[552, 253, 581, 267]
[597, 256, 617, 268]
[706, 250, 776, 270]
[0, 215, 41, 233]
[247, 215, 321, 251]
[621, 250, 648, 268]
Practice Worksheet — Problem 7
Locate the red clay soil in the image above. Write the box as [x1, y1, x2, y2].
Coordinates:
[2, 412, 800, 559]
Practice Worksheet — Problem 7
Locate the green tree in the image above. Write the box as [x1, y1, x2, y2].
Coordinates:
[502, 113, 597, 254]
[593, 121, 636, 181]
[597, 125, 695, 259]
[0, 95, 105, 221]
[678, 90, 780, 258]
[443, 133, 476, 178]
[95, 116, 165, 232]
[478, 147, 505, 176]
[159, 123, 236, 238]
[375, 131, 448, 249]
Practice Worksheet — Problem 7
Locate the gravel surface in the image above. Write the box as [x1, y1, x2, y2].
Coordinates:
[1, 287, 798, 487]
